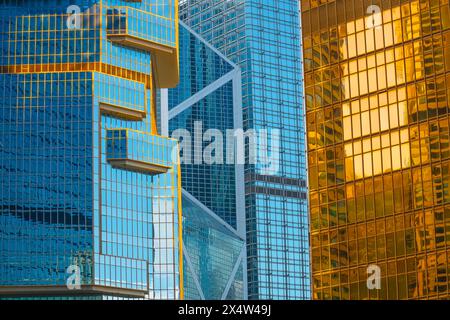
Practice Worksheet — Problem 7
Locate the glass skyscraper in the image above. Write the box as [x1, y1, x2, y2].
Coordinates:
[165, 22, 247, 299]
[179, 0, 311, 300]
[0, 0, 182, 300]
[302, 0, 450, 299]
[181, 191, 246, 300]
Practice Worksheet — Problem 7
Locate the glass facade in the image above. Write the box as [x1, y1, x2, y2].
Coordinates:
[167, 22, 247, 299]
[179, 0, 310, 300]
[169, 23, 239, 228]
[182, 192, 245, 300]
[302, 0, 450, 299]
[0, 0, 182, 300]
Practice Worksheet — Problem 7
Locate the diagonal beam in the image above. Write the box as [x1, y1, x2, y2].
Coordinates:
[182, 242, 206, 300]
[182, 189, 243, 240]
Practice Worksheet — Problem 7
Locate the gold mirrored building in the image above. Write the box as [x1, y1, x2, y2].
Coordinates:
[301, 0, 450, 299]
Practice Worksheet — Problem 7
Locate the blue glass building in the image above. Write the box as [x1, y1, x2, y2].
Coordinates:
[179, 0, 311, 299]
[164, 22, 247, 300]
[0, 0, 183, 300]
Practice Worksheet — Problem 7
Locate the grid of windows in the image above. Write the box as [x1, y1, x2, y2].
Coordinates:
[168, 23, 234, 107]
[0, 72, 94, 287]
[168, 23, 246, 299]
[169, 23, 238, 228]
[106, 6, 176, 47]
[302, 0, 450, 300]
[99, 108, 181, 298]
[182, 194, 245, 300]
[106, 128, 177, 168]
[180, 0, 310, 300]
[95, 73, 147, 113]
[0, 0, 181, 300]
[0, 5, 100, 66]
[170, 84, 237, 227]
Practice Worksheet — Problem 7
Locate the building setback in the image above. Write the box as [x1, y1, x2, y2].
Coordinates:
[180, 0, 311, 300]
[0, 0, 182, 300]
[301, 0, 450, 299]
[166, 21, 247, 300]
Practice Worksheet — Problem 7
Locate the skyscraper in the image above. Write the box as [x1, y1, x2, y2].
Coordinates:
[165, 21, 247, 300]
[302, 0, 450, 299]
[0, 0, 182, 300]
[179, 0, 310, 300]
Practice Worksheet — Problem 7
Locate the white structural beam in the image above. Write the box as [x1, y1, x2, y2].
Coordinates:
[183, 243, 206, 300]
[221, 246, 246, 300]
[168, 70, 238, 120]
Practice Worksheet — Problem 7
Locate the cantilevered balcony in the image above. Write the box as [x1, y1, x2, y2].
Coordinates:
[106, 6, 179, 88]
[95, 73, 148, 120]
[106, 129, 177, 175]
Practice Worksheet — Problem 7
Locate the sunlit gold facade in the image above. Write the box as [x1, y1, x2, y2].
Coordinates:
[301, 0, 450, 299]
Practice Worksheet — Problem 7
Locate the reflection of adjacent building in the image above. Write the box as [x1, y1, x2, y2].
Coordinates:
[164, 22, 247, 300]
[302, 0, 450, 299]
[0, 0, 182, 300]
[180, 0, 310, 300]
[181, 192, 246, 300]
